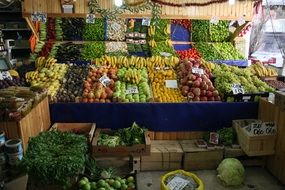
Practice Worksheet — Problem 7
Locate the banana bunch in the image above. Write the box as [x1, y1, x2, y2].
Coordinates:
[148, 39, 157, 47]
[25, 71, 39, 82]
[164, 24, 171, 35]
[124, 69, 142, 84]
[8, 70, 19, 78]
[44, 57, 57, 68]
[250, 63, 278, 77]
[148, 25, 156, 36]
[201, 60, 216, 72]
[165, 39, 173, 47]
[35, 57, 57, 69]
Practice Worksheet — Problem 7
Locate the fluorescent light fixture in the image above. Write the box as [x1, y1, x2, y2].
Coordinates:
[229, 0, 235, 5]
[115, 0, 123, 7]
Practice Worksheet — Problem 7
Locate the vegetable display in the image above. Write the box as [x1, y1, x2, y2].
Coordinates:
[217, 128, 235, 146]
[62, 18, 85, 41]
[56, 42, 83, 62]
[194, 42, 223, 61]
[20, 131, 88, 188]
[212, 43, 245, 60]
[105, 42, 128, 56]
[106, 19, 126, 41]
[149, 19, 171, 41]
[176, 48, 201, 60]
[81, 42, 106, 60]
[209, 21, 229, 42]
[151, 41, 177, 56]
[191, 20, 209, 42]
[83, 18, 105, 41]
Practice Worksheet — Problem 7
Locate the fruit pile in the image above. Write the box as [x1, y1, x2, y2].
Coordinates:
[78, 176, 136, 190]
[249, 62, 278, 77]
[212, 43, 244, 60]
[264, 79, 285, 90]
[149, 69, 185, 103]
[176, 48, 201, 60]
[56, 64, 89, 102]
[213, 64, 274, 94]
[0, 78, 26, 89]
[56, 42, 83, 63]
[82, 67, 117, 103]
[113, 68, 152, 103]
[177, 59, 221, 102]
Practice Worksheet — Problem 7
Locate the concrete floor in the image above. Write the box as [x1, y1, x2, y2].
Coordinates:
[136, 167, 285, 190]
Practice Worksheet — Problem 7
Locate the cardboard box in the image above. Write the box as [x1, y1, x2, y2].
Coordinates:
[141, 140, 183, 162]
[180, 140, 223, 170]
[275, 91, 285, 111]
[140, 161, 181, 171]
[92, 128, 151, 157]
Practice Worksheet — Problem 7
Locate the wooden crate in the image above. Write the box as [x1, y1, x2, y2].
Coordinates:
[50, 123, 96, 143]
[234, 120, 276, 156]
[92, 128, 151, 157]
[140, 161, 181, 171]
[149, 131, 206, 140]
[0, 97, 50, 151]
[275, 91, 285, 111]
[180, 140, 223, 170]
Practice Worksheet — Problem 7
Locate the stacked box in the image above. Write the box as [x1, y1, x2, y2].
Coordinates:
[140, 140, 183, 171]
[180, 140, 223, 170]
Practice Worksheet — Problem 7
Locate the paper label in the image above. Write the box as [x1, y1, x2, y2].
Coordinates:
[0, 71, 12, 80]
[209, 132, 219, 145]
[142, 18, 151, 26]
[192, 68, 204, 75]
[160, 52, 172, 57]
[229, 26, 236, 33]
[31, 12, 47, 22]
[165, 80, 178, 88]
[134, 32, 140, 37]
[134, 40, 140, 44]
[86, 14, 96, 24]
[125, 86, 139, 94]
[238, 17, 246, 26]
[99, 75, 111, 87]
[210, 16, 219, 25]
[126, 33, 134, 38]
[111, 22, 121, 31]
[126, 39, 134, 43]
[231, 84, 245, 94]
[140, 33, 146, 39]
[167, 176, 189, 190]
[245, 122, 276, 136]
[139, 40, 147, 44]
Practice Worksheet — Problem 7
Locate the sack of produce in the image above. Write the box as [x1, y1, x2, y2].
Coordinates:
[106, 19, 126, 41]
[161, 170, 204, 190]
[217, 158, 245, 186]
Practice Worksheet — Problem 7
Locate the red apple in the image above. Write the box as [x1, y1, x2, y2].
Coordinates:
[200, 96, 208, 101]
[206, 91, 213, 97]
[193, 96, 200, 102]
[193, 88, 201, 96]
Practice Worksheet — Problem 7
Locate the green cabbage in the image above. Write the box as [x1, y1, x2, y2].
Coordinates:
[217, 158, 245, 186]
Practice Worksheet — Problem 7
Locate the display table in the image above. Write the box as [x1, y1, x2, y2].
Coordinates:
[50, 102, 258, 132]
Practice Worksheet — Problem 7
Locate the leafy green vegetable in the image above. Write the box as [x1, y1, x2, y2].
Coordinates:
[191, 20, 209, 42]
[217, 158, 245, 186]
[217, 128, 235, 146]
[115, 122, 146, 146]
[81, 42, 105, 60]
[20, 131, 88, 188]
[83, 18, 105, 41]
[98, 134, 121, 147]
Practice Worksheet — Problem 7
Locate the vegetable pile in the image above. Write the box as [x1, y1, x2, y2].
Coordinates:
[191, 20, 209, 42]
[176, 48, 201, 60]
[20, 131, 88, 188]
[209, 21, 229, 42]
[98, 122, 147, 147]
[194, 42, 222, 61]
[56, 42, 83, 62]
[106, 19, 126, 41]
[151, 41, 177, 56]
[62, 18, 85, 41]
[212, 43, 245, 60]
[150, 19, 171, 41]
[83, 18, 105, 41]
[81, 42, 106, 60]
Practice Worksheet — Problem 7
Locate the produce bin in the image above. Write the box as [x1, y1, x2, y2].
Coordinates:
[92, 128, 151, 157]
[233, 119, 276, 156]
[50, 123, 96, 143]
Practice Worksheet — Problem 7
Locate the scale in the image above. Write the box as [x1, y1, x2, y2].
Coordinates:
[0, 29, 12, 71]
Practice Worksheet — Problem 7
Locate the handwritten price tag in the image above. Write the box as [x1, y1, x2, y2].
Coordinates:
[165, 80, 178, 88]
[231, 84, 245, 94]
[142, 18, 151, 26]
[238, 17, 246, 26]
[167, 176, 189, 190]
[31, 12, 47, 22]
[192, 68, 204, 75]
[86, 14, 96, 24]
[99, 75, 111, 87]
[210, 16, 219, 25]
[0, 71, 12, 80]
[160, 52, 172, 57]
[125, 86, 139, 94]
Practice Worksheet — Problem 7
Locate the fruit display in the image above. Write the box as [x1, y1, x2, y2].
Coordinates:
[29, 41, 45, 61]
[55, 17, 63, 40]
[212, 43, 245, 60]
[113, 68, 152, 103]
[213, 64, 274, 95]
[194, 42, 223, 61]
[47, 18, 56, 40]
[83, 18, 105, 41]
[201, 60, 217, 73]
[149, 69, 185, 103]
[176, 48, 201, 60]
[81, 42, 105, 61]
[249, 62, 278, 77]
[62, 18, 85, 40]
[172, 19, 191, 30]
[177, 59, 221, 102]
[78, 175, 136, 190]
[55, 64, 89, 102]
[0, 77, 26, 89]
[191, 20, 209, 42]
[209, 21, 230, 42]
[105, 42, 128, 56]
[48, 42, 60, 58]
[265, 79, 285, 90]
[149, 19, 171, 41]
[106, 19, 126, 41]
[39, 22, 47, 41]
[38, 40, 54, 58]
[35, 56, 57, 70]
[56, 42, 83, 62]
[82, 66, 117, 103]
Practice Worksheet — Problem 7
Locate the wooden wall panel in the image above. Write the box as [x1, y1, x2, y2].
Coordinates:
[22, 0, 254, 21]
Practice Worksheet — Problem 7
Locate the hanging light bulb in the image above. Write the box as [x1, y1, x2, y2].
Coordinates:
[115, 0, 123, 7]
[229, 0, 235, 5]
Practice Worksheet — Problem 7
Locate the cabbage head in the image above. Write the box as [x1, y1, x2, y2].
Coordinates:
[217, 158, 245, 186]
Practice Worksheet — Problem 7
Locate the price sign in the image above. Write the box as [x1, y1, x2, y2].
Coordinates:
[139, 40, 147, 44]
[86, 14, 96, 24]
[0, 71, 12, 80]
[126, 39, 134, 43]
[165, 80, 178, 88]
[209, 132, 219, 145]
[210, 16, 219, 25]
[125, 86, 139, 94]
[99, 75, 111, 87]
[111, 22, 121, 31]
[238, 17, 246, 26]
[31, 12, 47, 22]
[160, 52, 172, 57]
[167, 176, 189, 190]
[231, 84, 245, 94]
[142, 18, 151, 26]
[134, 32, 140, 37]
[245, 122, 276, 136]
[134, 40, 140, 44]
[140, 33, 146, 39]
[192, 68, 204, 75]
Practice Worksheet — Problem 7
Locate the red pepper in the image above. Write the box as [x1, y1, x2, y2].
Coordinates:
[177, 48, 201, 60]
